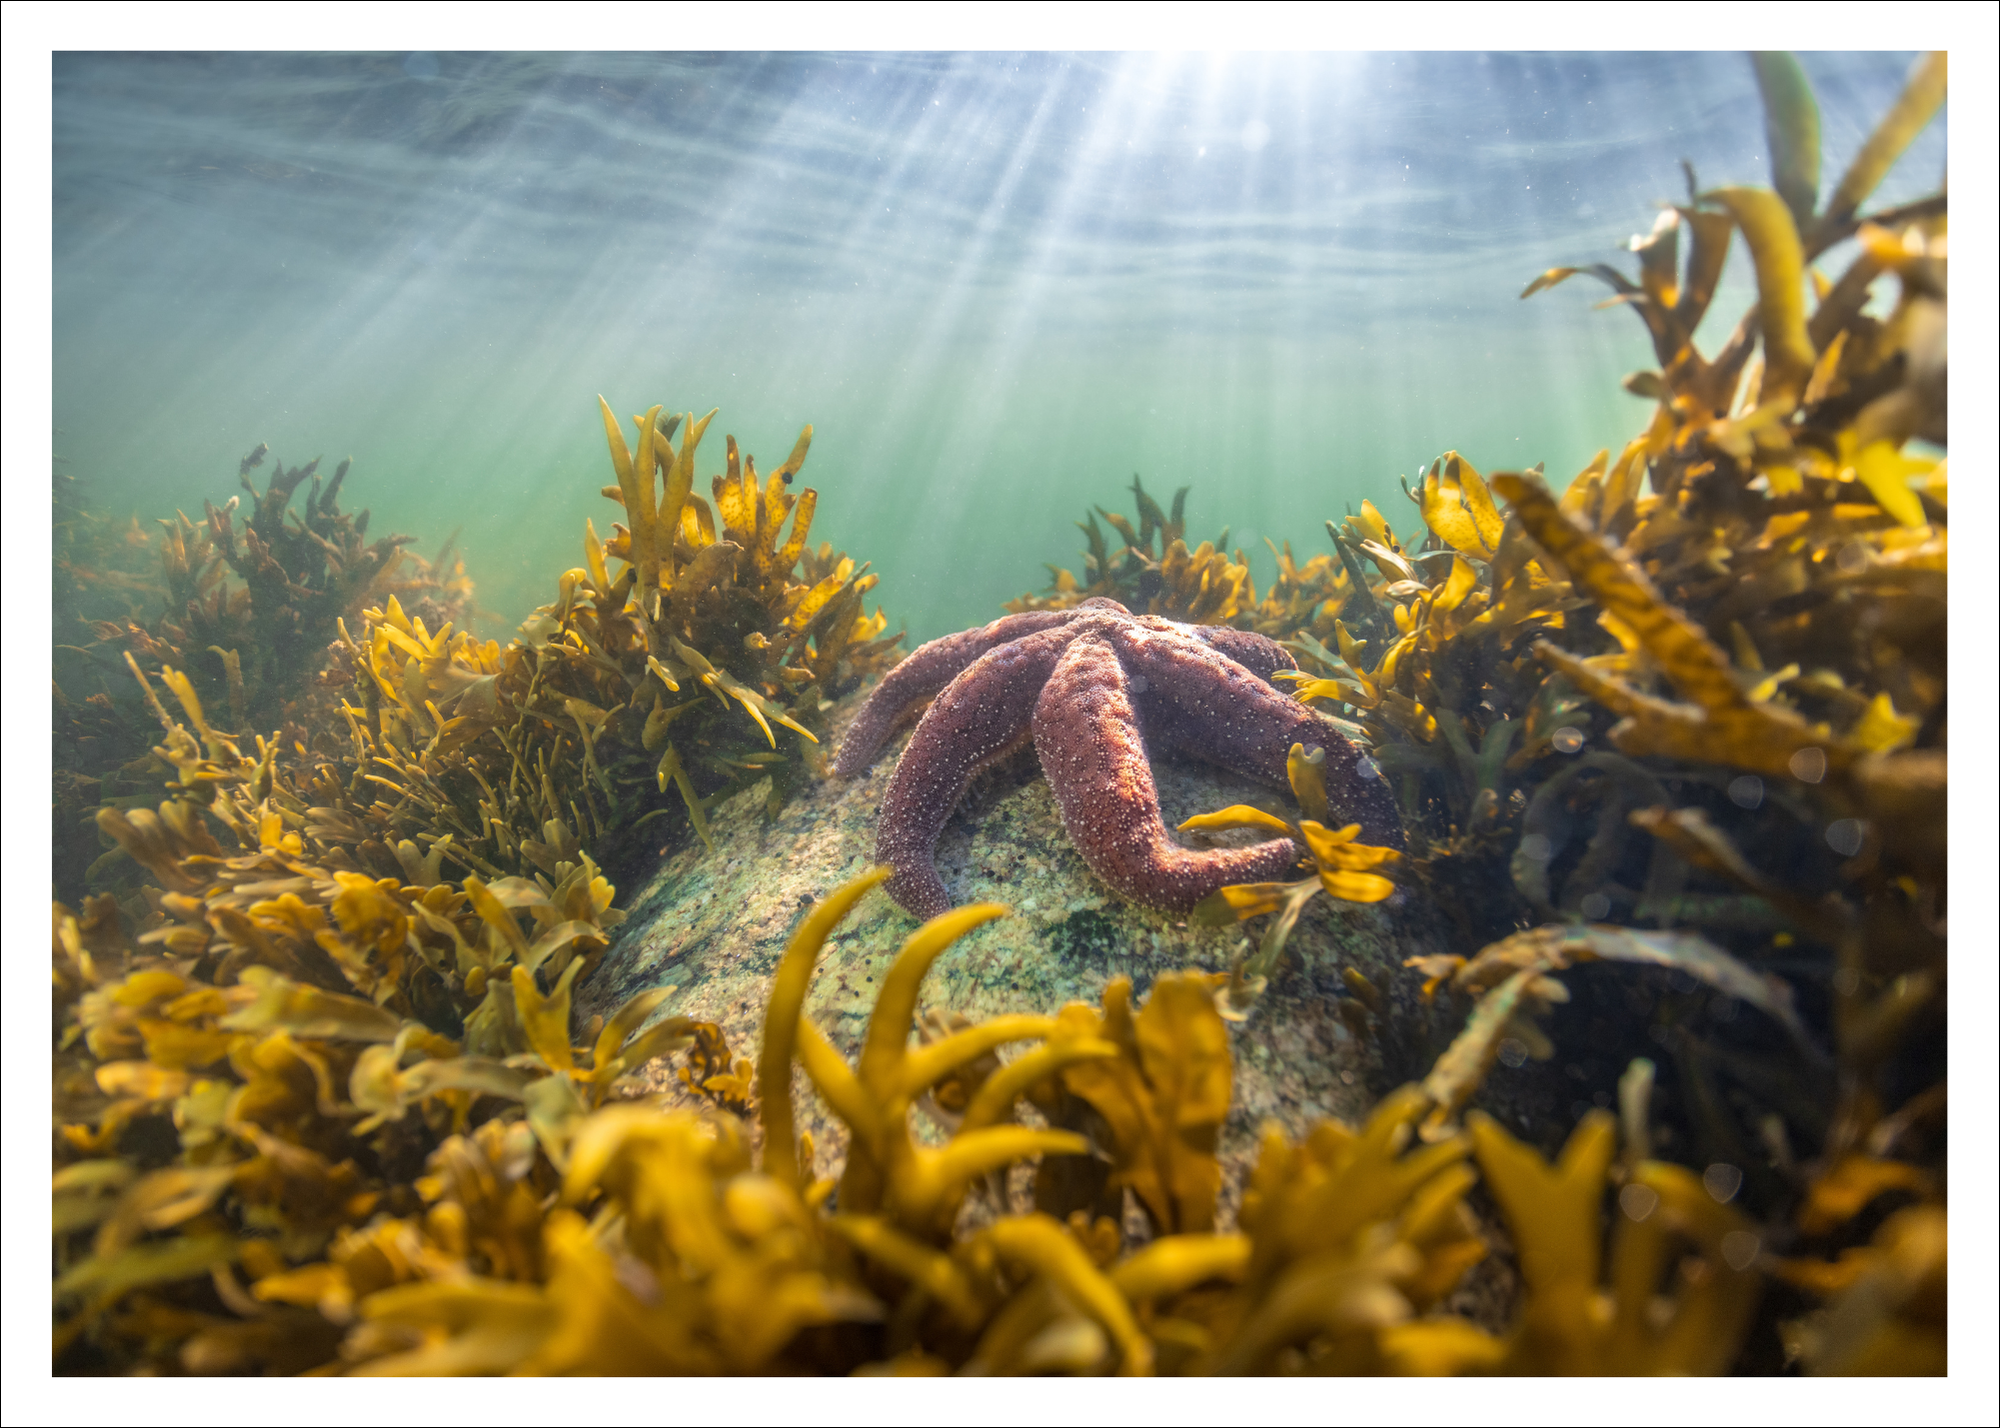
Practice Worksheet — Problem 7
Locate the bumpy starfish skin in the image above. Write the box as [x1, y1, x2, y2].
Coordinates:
[833, 597, 1405, 919]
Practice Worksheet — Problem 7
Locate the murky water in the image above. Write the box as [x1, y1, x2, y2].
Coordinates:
[53, 51, 1942, 643]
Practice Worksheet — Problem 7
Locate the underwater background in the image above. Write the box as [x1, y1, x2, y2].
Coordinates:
[42, 43, 1964, 1384]
[53, 50, 1943, 644]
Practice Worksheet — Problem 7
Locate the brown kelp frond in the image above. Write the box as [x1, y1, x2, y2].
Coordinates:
[1407, 922, 1814, 1143]
[55, 861, 1485, 1377]
[47, 827, 713, 1372]
[1181, 741, 1401, 1021]
[757, 873, 1089, 1240]
[1466, 1108, 1761, 1374]
[1771, 1176, 1945, 1375]
[1194, 1085, 1490, 1375]
[1032, 971, 1234, 1237]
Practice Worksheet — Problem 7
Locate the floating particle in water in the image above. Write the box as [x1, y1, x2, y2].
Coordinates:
[1619, 1182, 1660, 1222]
[1833, 966, 1862, 997]
[1518, 832, 1553, 862]
[1728, 774, 1765, 809]
[1579, 891, 1611, 920]
[1496, 1037, 1529, 1069]
[1720, 1230, 1762, 1272]
[1551, 725, 1585, 754]
[1826, 818, 1867, 857]
[1836, 540, 1871, 575]
[1788, 746, 1828, 784]
[1703, 1163, 1745, 1204]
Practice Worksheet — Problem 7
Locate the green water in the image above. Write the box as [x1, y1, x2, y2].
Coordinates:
[53, 51, 1944, 645]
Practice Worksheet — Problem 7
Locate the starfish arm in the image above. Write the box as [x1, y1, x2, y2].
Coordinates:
[1033, 635, 1306, 915]
[1191, 625, 1299, 684]
[832, 609, 1078, 777]
[1114, 624, 1408, 852]
[876, 626, 1075, 919]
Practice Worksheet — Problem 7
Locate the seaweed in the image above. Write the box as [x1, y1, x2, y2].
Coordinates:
[1007, 475, 1266, 627]
[49, 842, 1913, 1377]
[1177, 741, 1402, 1020]
[1040, 49, 1949, 1372]
[53, 452, 471, 905]
[321, 401, 903, 887]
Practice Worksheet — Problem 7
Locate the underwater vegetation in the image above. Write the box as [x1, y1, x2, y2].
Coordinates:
[247, 401, 903, 913]
[1013, 50, 1949, 1371]
[52, 451, 473, 907]
[50, 52, 1945, 1376]
[55, 404, 902, 908]
[44, 864, 1789, 1375]
[1008, 474, 1356, 647]
[55, 855, 1926, 1375]
[1185, 50, 1948, 1373]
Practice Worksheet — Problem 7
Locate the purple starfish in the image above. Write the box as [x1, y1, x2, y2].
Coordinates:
[832, 597, 1405, 920]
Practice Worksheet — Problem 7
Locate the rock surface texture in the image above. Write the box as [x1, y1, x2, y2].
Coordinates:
[578, 686, 1479, 1233]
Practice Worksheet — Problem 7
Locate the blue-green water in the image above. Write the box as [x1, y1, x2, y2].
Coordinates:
[53, 51, 1944, 645]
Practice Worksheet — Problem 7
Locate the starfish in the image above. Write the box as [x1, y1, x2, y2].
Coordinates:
[832, 596, 1405, 920]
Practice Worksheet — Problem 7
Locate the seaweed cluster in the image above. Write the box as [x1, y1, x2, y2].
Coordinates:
[61, 402, 901, 916]
[1176, 52, 1949, 1372]
[1006, 475, 1355, 638]
[318, 403, 901, 891]
[53, 449, 472, 906]
[49, 865, 1804, 1376]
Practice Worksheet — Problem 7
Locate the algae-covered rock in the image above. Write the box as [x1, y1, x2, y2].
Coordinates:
[577, 690, 1467, 1219]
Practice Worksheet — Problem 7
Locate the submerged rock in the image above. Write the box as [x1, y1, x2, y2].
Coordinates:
[578, 691, 1470, 1220]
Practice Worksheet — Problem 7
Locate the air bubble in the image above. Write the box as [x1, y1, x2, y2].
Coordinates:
[1618, 1183, 1660, 1222]
[1720, 1230, 1762, 1272]
[1727, 774, 1764, 809]
[1825, 818, 1866, 857]
[1551, 726, 1585, 754]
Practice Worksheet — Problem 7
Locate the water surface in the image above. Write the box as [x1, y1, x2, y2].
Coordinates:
[52, 51, 1943, 642]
